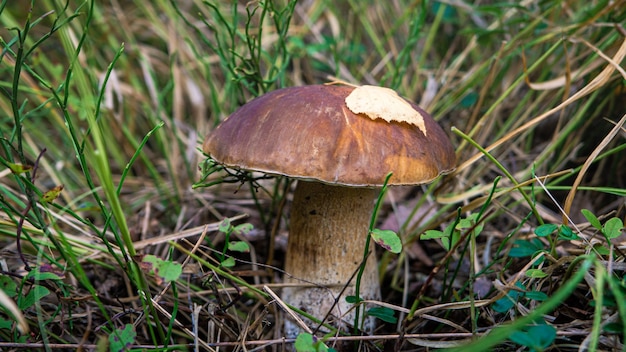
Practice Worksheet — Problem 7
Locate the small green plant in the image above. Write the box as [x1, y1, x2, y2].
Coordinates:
[581, 209, 624, 243]
[421, 212, 485, 251]
[534, 223, 578, 241]
[362, 226, 401, 325]
[492, 282, 548, 313]
[370, 228, 402, 254]
[508, 321, 557, 352]
[509, 238, 546, 259]
[0, 266, 68, 341]
[366, 306, 398, 324]
[294, 333, 336, 352]
[108, 324, 137, 352]
[17, 281, 52, 313]
[217, 218, 252, 268]
[138, 255, 182, 285]
[0, 275, 26, 334]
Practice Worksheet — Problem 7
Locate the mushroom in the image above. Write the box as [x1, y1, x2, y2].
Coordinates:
[203, 84, 455, 338]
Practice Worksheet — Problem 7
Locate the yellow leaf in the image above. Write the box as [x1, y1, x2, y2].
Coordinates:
[345, 85, 428, 135]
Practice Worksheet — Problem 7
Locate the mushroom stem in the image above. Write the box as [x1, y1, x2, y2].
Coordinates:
[283, 181, 381, 338]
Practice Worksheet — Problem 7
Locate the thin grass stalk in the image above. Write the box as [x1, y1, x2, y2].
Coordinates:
[54, 0, 162, 343]
[452, 127, 543, 224]
[588, 265, 605, 352]
[388, 1, 426, 89]
[607, 274, 626, 346]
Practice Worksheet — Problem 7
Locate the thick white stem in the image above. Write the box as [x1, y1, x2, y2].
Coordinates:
[282, 181, 381, 338]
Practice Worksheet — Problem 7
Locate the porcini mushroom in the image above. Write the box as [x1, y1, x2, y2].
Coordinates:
[203, 84, 455, 338]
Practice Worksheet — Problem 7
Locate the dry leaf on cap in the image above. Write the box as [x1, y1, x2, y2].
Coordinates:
[345, 85, 428, 135]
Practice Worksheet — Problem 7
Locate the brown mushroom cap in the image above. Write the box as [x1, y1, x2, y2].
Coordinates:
[203, 84, 455, 187]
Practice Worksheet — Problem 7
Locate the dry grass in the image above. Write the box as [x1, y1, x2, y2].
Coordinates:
[0, 0, 625, 351]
